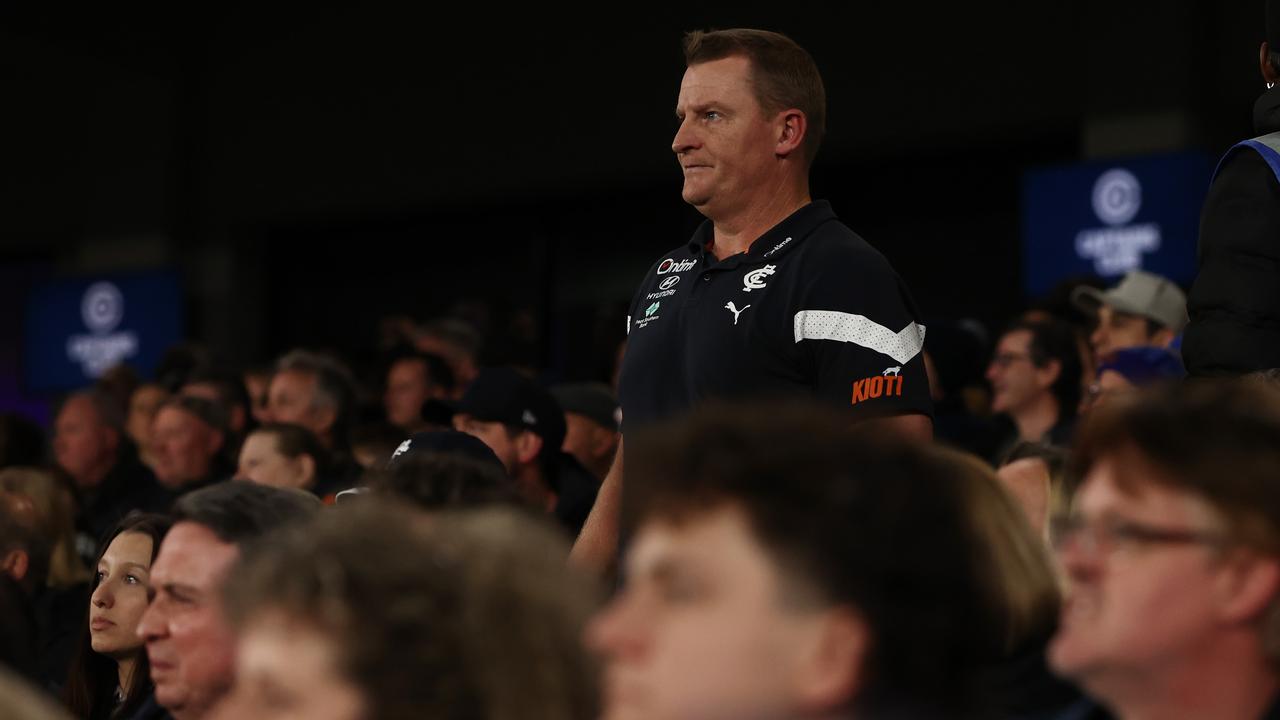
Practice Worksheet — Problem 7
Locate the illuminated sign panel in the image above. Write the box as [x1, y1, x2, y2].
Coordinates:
[1021, 152, 1210, 297]
[24, 272, 183, 393]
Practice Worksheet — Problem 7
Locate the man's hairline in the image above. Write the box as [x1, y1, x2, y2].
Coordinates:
[633, 498, 832, 611]
[153, 522, 242, 597]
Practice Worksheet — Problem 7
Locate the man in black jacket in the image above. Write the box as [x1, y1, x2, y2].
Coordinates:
[54, 390, 167, 553]
[1183, 0, 1280, 376]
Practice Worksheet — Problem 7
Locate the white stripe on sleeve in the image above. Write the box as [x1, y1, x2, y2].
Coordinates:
[793, 310, 926, 365]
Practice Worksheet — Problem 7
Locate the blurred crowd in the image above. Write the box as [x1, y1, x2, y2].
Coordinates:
[5, 9, 1280, 718]
[3, 261, 1276, 720]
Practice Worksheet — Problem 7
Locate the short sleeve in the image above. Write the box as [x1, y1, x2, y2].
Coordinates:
[795, 243, 933, 421]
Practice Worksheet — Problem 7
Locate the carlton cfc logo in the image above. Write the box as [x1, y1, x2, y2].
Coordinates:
[657, 258, 697, 275]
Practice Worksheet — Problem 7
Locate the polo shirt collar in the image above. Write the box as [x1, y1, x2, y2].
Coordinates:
[686, 200, 837, 263]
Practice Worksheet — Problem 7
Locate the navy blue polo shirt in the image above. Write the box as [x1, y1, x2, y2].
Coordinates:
[617, 200, 932, 430]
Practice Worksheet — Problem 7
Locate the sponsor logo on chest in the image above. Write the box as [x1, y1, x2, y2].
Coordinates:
[645, 274, 682, 300]
[657, 257, 698, 275]
[634, 301, 664, 330]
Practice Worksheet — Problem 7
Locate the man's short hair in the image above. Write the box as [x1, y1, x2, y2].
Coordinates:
[223, 504, 599, 720]
[1004, 317, 1084, 419]
[387, 348, 456, 396]
[0, 494, 49, 594]
[183, 367, 252, 418]
[257, 422, 329, 462]
[57, 390, 125, 435]
[626, 402, 1012, 714]
[416, 319, 482, 364]
[170, 481, 321, 551]
[1074, 380, 1280, 662]
[275, 350, 357, 429]
[158, 395, 230, 437]
[683, 28, 826, 166]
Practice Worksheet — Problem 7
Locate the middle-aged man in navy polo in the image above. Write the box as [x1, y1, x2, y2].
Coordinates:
[571, 28, 933, 571]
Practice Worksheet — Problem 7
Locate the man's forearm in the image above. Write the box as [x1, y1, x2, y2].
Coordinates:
[570, 437, 623, 574]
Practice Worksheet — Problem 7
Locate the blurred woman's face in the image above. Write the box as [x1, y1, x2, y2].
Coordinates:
[237, 434, 311, 490]
[89, 532, 155, 657]
[212, 613, 365, 720]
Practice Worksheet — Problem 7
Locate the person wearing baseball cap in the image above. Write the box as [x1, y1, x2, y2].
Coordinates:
[1184, 0, 1280, 377]
[453, 368, 599, 535]
[551, 383, 621, 483]
[1082, 346, 1186, 413]
[1071, 270, 1187, 366]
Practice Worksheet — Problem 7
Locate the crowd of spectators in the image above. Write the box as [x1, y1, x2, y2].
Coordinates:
[3, 16, 1279, 720]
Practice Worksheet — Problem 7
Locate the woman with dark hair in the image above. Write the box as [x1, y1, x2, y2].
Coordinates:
[62, 513, 171, 720]
[236, 423, 338, 499]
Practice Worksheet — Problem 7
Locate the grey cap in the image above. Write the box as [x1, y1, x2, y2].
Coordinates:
[1071, 270, 1187, 333]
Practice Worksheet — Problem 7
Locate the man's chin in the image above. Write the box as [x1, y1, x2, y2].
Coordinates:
[154, 684, 184, 711]
[681, 185, 711, 209]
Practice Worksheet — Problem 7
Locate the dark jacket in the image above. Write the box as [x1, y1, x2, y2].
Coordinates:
[1183, 86, 1280, 376]
[76, 445, 170, 558]
[551, 452, 600, 537]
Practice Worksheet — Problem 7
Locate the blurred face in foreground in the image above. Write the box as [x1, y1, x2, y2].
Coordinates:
[1049, 451, 1279, 697]
[587, 504, 865, 720]
[210, 612, 365, 720]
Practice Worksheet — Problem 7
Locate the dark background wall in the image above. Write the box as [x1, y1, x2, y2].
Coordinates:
[1, 1, 1267, 390]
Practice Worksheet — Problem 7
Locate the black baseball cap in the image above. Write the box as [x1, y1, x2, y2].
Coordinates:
[386, 430, 505, 474]
[454, 368, 567, 452]
[551, 383, 620, 432]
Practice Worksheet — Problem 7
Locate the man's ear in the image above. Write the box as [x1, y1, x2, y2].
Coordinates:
[294, 455, 317, 489]
[1262, 42, 1279, 85]
[103, 425, 121, 455]
[206, 428, 227, 458]
[793, 607, 868, 713]
[775, 109, 808, 159]
[1036, 358, 1063, 391]
[1152, 327, 1177, 349]
[590, 426, 619, 460]
[314, 405, 338, 436]
[1216, 551, 1280, 625]
[514, 431, 544, 466]
[1, 549, 30, 584]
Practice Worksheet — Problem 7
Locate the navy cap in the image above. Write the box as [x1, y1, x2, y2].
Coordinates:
[455, 368, 567, 451]
[386, 430, 505, 474]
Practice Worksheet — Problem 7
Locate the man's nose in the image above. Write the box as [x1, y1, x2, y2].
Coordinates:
[584, 593, 645, 660]
[136, 601, 167, 642]
[672, 119, 698, 155]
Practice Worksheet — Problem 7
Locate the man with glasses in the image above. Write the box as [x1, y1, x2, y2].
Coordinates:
[1049, 381, 1280, 719]
[985, 317, 1084, 450]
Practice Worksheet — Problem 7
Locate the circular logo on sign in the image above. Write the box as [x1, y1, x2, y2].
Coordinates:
[82, 282, 124, 334]
[1091, 168, 1142, 226]
[659, 276, 680, 290]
